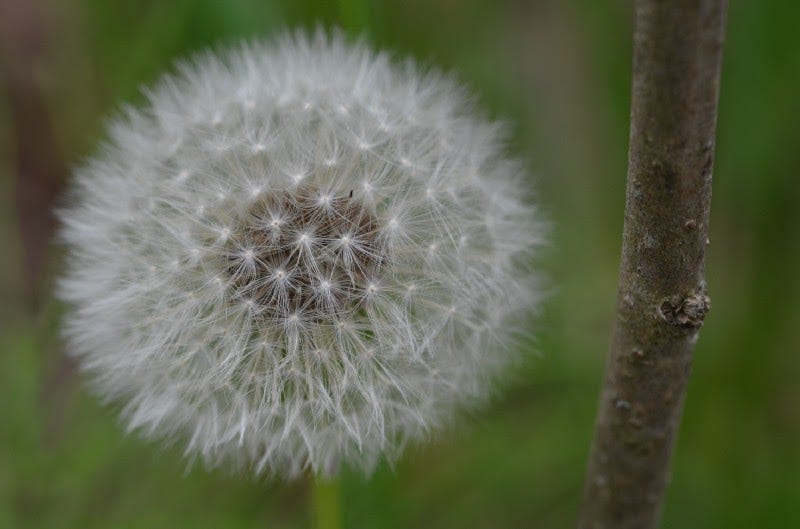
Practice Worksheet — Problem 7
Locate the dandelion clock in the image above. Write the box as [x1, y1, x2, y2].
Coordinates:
[57, 29, 543, 482]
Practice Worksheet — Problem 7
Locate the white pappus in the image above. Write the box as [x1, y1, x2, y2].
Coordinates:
[57, 28, 544, 479]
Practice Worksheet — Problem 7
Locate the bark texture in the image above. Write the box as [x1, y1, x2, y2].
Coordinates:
[578, 1, 727, 528]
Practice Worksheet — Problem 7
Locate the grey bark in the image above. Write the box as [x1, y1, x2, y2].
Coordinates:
[578, 1, 727, 528]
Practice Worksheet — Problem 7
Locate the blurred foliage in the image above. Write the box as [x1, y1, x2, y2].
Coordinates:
[1, 0, 799, 527]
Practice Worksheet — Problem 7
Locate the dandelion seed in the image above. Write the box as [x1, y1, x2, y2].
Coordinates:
[57, 29, 543, 479]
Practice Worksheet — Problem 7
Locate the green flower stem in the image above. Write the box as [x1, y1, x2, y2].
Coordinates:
[312, 475, 341, 529]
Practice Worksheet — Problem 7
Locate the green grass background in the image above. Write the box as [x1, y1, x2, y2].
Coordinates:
[1, 0, 799, 527]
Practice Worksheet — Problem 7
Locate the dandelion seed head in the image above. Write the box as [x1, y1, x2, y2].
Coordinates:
[57, 29, 543, 479]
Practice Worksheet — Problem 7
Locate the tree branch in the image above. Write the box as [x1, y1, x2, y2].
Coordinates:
[578, 1, 727, 528]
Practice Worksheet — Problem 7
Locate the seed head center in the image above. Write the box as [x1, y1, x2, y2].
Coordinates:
[225, 187, 382, 321]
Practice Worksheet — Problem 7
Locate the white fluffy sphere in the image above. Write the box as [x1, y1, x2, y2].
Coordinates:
[58, 29, 543, 478]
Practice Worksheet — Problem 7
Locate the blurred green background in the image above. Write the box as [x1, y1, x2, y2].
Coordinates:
[1, 0, 799, 527]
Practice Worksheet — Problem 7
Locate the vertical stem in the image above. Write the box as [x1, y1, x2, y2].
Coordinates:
[578, 1, 727, 528]
[312, 475, 342, 529]
[0, 0, 65, 309]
